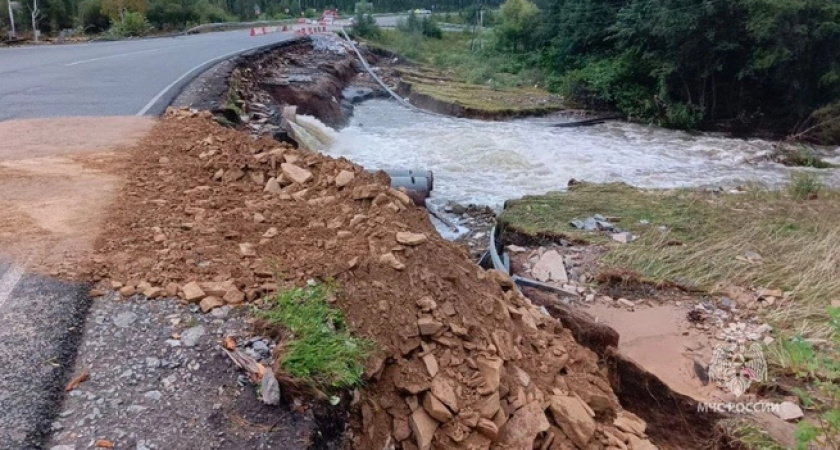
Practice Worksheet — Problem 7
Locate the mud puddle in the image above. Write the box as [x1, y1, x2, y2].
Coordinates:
[585, 303, 720, 402]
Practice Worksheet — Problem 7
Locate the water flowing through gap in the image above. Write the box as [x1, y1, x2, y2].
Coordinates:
[325, 99, 840, 209]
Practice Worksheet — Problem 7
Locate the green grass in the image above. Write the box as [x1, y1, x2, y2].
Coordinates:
[257, 283, 373, 391]
[499, 179, 840, 340]
[789, 171, 824, 199]
[720, 419, 788, 450]
[364, 30, 563, 113]
[775, 144, 836, 169]
[225, 69, 244, 117]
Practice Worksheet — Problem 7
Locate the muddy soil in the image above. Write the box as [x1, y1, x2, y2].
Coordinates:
[236, 38, 360, 130]
[0, 116, 154, 272]
[502, 230, 800, 449]
[79, 109, 664, 450]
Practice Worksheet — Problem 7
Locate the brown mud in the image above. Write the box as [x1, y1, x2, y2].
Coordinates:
[239, 40, 358, 128]
[502, 229, 796, 450]
[82, 110, 664, 450]
[0, 116, 154, 272]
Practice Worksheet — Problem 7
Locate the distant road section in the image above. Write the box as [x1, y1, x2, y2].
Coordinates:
[0, 30, 296, 121]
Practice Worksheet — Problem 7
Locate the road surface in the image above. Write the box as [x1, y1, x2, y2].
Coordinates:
[0, 29, 296, 121]
[0, 27, 306, 448]
[0, 261, 90, 449]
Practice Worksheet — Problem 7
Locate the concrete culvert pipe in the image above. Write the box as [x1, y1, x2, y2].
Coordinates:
[368, 169, 434, 192]
[382, 169, 434, 192]
[389, 176, 431, 206]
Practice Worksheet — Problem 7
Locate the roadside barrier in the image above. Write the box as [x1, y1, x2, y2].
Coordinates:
[249, 24, 337, 36]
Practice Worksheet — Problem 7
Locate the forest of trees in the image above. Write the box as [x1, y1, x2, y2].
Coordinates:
[3, 0, 838, 138]
[0, 0, 499, 36]
[486, 0, 840, 136]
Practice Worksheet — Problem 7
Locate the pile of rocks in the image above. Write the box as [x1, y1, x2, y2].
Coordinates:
[85, 112, 659, 450]
[512, 244, 602, 300]
[569, 214, 635, 244]
[687, 285, 782, 345]
[509, 242, 780, 350]
[444, 202, 497, 258]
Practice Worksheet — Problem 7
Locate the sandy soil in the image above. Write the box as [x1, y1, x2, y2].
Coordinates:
[0, 116, 155, 272]
[585, 303, 721, 402]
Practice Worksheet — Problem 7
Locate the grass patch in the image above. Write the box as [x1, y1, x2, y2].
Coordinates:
[225, 69, 244, 117]
[774, 143, 836, 169]
[788, 171, 824, 199]
[257, 282, 373, 391]
[720, 419, 787, 450]
[405, 77, 564, 113]
[365, 30, 563, 113]
[499, 179, 840, 340]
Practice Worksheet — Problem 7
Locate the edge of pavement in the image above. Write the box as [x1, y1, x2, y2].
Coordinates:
[137, 35, 311, 117]
[0, 263, 91, 449]
[0, 34, 309, 450]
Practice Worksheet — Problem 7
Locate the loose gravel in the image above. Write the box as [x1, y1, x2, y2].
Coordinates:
[48, 292, 316, 450]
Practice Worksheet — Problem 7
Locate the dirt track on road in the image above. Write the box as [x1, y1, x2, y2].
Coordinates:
[0, 116, 154, 272]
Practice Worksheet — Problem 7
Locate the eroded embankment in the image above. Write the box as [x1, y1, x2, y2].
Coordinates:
[226, 36, 393, 134]
[361, 44, 566, 120]
[81, 109, 671, 450]
[157, 34, 754, 450]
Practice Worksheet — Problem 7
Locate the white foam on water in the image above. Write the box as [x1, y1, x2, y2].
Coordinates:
[326, 100, 840, 207]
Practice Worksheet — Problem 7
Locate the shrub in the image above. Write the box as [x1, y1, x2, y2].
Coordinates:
[788, 171, 823, 200]
[109, 12, 150, 37]
[420, 17, 442, 39]
[661, 102, 705, 130]
[79, 0, 110, 32]
[351, 12, 380, 39]
[397, 11, 442, 39]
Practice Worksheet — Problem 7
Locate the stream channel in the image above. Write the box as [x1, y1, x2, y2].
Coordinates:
[326, 99, 840, 209]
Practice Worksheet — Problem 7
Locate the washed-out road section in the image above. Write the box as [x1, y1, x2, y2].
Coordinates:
[0, 29, 296, 121]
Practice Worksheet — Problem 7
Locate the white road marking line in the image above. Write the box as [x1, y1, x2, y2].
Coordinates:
[0, 265, 24, 311]
[64, 47, 169, 66]
[135, 45, 254, 116]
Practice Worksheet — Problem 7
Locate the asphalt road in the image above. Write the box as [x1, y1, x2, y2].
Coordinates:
[0, 27, 302, 449]
[0, 22, 413, 449]
[0, 29, 297, 121]
[0, 261, 91, 449]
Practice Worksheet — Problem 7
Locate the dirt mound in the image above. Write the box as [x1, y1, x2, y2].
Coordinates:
[86, 109, 659, 450]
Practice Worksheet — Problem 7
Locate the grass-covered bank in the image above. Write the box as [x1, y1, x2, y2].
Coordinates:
[360, 29, 565, 116]
[499, 178, 840, 448]
[500, 178, 840, 339]
[368, 30, 542, 90]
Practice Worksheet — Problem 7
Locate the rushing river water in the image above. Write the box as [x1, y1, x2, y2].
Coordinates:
[326, 99, 839, 208]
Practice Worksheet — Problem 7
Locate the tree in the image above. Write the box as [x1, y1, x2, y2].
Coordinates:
[28, 0, 40, 41]
[79, 0, 109, 31]
[495, 0, 539, 51]
[101, 0, 146, 21]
